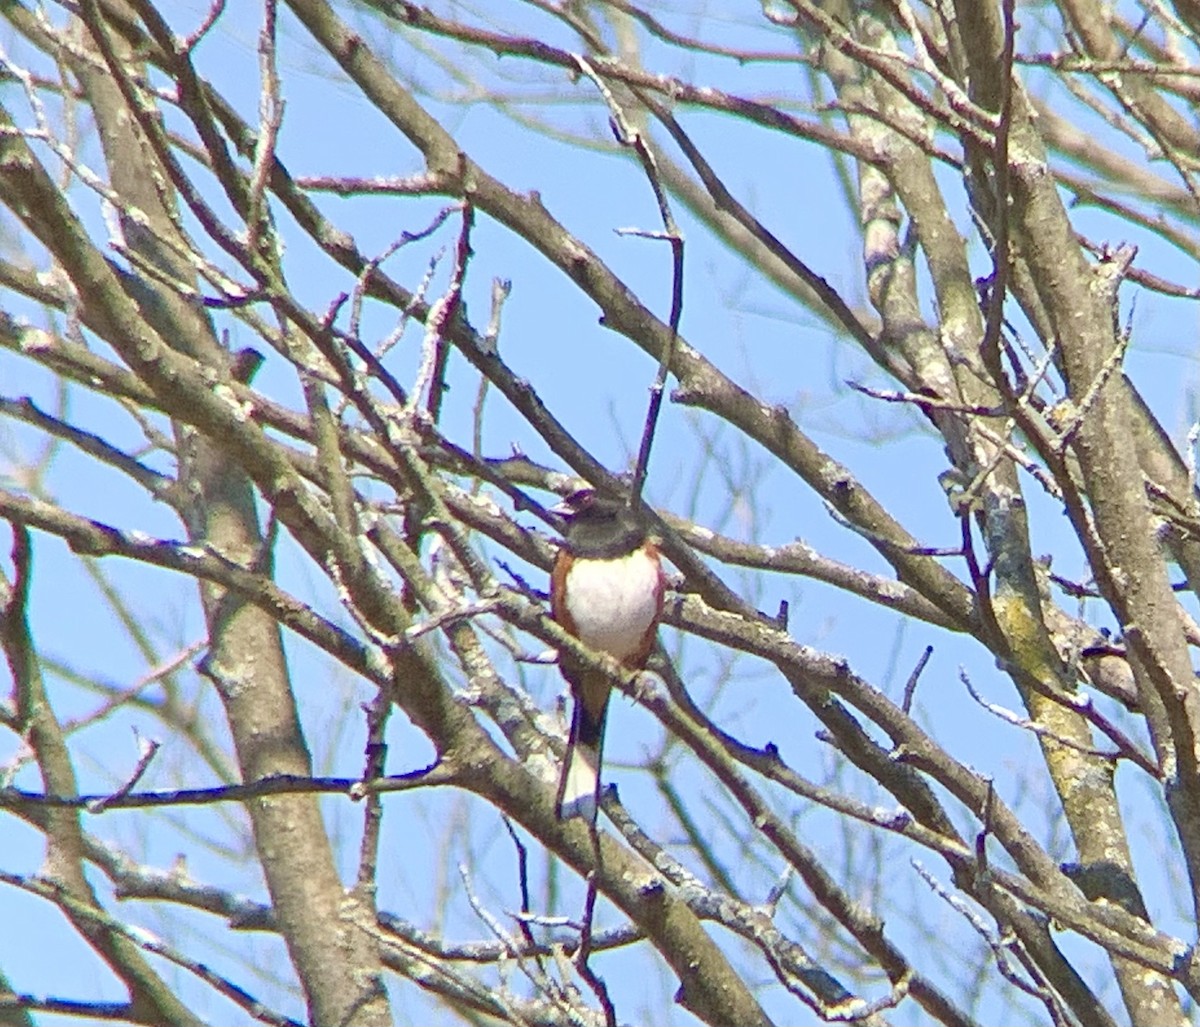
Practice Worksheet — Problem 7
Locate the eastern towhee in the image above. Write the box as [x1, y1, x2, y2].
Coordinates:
[551, 489, 664, 822]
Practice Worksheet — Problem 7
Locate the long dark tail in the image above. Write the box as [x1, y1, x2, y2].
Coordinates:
[556, 670, 611, 822]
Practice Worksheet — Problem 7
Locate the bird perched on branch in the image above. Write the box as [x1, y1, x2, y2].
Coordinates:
[551, 489, 664, 822]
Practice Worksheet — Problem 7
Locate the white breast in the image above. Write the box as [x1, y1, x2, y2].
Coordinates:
[563, 548, 659, 662]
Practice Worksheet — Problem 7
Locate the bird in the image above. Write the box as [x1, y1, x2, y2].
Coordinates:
[550, 488, 664, 822]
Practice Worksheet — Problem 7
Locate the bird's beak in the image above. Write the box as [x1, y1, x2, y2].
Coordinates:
[550, 487, 596, 518]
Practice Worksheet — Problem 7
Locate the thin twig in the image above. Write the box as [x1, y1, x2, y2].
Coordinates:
[179, 0, 226, 55]
[472, 278, 512, 489]
[246, 0, 282, 261]
[958, 668, 1146, 770]
[501, 817, 539, 954]
[980, 0, 1016, 373]
[86, 731, 162, 814]
[355, 689, 392, 896]
[425, 200, 475, 423]
[3, 764, 454, 811]
[901, 645, 934, 714]
[912, 861, 1073, 1026]
[575, 868, 616, 1027]
[573, 56, 682, 512]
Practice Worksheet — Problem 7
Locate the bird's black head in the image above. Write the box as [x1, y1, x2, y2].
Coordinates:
[552, 489, 644, 559]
